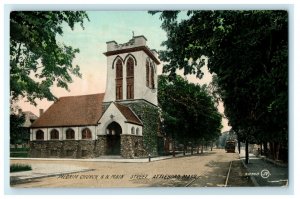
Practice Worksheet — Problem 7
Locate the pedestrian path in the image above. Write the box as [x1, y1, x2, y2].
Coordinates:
[10, 163, 93, 185]
[239, 149, 288, 186]
[10, 151, 206, 163]
[11, 155, 173, 163]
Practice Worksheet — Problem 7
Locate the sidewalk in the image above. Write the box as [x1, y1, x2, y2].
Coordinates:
[238, 149, 288, 187]
[10, 163, 93, 185]
[11, 155, 173, 163]
[10, 151, 207, 163]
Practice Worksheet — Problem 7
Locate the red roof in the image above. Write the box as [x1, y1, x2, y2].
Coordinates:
[31, 94, 105, 128]
[114, 103, 143, 126]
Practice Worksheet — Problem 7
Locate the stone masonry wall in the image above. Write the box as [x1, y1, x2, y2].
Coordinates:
[121, 134, 146, 158]
[95, 135, 107, 156]
[29, 140, 102, 159]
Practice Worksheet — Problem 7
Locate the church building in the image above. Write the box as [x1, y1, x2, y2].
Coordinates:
[29, 35, 163, 159]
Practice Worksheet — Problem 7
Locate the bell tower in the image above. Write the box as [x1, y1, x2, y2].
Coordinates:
[103, 35, 160, 106]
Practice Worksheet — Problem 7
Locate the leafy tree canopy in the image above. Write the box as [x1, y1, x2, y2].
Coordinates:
[10, 11, 89, 105]
[152, 11, 288, 147]
[158, 75, 222, 145]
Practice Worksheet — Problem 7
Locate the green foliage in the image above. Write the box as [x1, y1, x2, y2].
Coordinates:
[10, 113, 26, 145]
[158, 74, 222, 146]
[10, 163, 32, 172]
[10, 11, 89, 105]
[127, 102, 160, 156]
[152, 11, 288, 151]
[10, 152, 29, 158]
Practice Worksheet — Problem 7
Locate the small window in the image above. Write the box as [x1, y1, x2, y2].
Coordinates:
[146, 61, 150, 87]
[66, 128, 75, 139]
[131, 127, 135, 134]
[50, 129, 59, 140]
[136, 128, 139, 135]
[150, 64, 155, 89]
[36, 130, 44, 140]
[82, 128, 92, 139]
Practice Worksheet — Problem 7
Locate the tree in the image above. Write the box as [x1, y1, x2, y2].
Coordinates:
[152, 11, 288, 162]
[10, 11, 89, 105]
[10, 113, 25, 145]
[158, 75, 222, 155]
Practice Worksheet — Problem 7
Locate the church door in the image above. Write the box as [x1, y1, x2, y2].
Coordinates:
[106, 122, 122, 155]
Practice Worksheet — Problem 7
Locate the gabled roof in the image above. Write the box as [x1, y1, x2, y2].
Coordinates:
[114, 103, 143, 126]
[31, 93, 104, 128]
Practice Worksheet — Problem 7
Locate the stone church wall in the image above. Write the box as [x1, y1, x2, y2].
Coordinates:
[121, 134, 146, 158]
[120, 100, 161, 157]
[29, 140, 99, 158]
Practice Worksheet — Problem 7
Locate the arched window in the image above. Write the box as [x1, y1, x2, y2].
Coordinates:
[82, 128, 92, 139]
[126, 57, 134, 99]
[136, 128, 139, 135]
[150, 64, 155, 89]
[66, 128, 75, 139]
[146, 60, 150, 87]
[131, 127, 135, 134]
[50, 129, 59, 140]
[115, 59, 123, 100]
[36, 130, 44, 140]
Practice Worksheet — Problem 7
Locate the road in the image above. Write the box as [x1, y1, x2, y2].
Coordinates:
[10, 149, 253, 187]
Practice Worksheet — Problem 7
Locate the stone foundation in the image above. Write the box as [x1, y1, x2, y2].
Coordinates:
[95, 135, 107, 156]
[29, 134, 148, 158]
[121, 134, 146, 158]
[29, 140, 98, 159]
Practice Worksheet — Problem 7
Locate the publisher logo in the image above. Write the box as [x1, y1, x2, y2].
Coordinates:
[261, 169, 271, 179]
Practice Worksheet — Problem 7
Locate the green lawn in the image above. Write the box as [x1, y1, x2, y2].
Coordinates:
[10, 148, 29, 157]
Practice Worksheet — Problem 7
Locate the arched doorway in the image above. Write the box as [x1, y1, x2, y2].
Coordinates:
[106, 122, 122, 155]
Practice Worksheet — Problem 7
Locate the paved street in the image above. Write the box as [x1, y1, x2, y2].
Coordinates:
[10, 149, 253, 188]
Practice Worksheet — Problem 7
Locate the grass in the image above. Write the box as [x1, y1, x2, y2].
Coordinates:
[10, 148, 29, 152]
[10, 147, 29, 158]
[10, 152, 29, 158]
[10, 163, 32, 173]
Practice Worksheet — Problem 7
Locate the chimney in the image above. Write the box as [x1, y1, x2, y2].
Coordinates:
[39, 109, 44, 117]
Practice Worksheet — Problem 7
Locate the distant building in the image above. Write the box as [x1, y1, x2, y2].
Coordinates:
[29, 36, 164, 158]
[11, 109, 38, 148]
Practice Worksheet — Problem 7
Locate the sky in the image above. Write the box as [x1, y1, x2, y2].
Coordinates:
[17, 11, 231, 132]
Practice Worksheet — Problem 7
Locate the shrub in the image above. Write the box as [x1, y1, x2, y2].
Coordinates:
[10, 163, 32, 173]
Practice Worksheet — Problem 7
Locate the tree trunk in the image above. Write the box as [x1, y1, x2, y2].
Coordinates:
[260, 143, 263, 156]
[183, 144, 186, 156]
[263, 142, 268, 156]
[245, 140, 249, 164]
[210, 142, 213, 151]
[201, 144, 204, 154]
[172, 139, 175, 157]
[191, 145, 193, 155]
[197, 146, 200, 154]
[275, 142, 280, 160]
[238, 140, 241, 154]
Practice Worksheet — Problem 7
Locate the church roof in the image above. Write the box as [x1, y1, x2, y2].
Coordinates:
[31, 93, 105, 128]
[114, 103, 143, 126]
